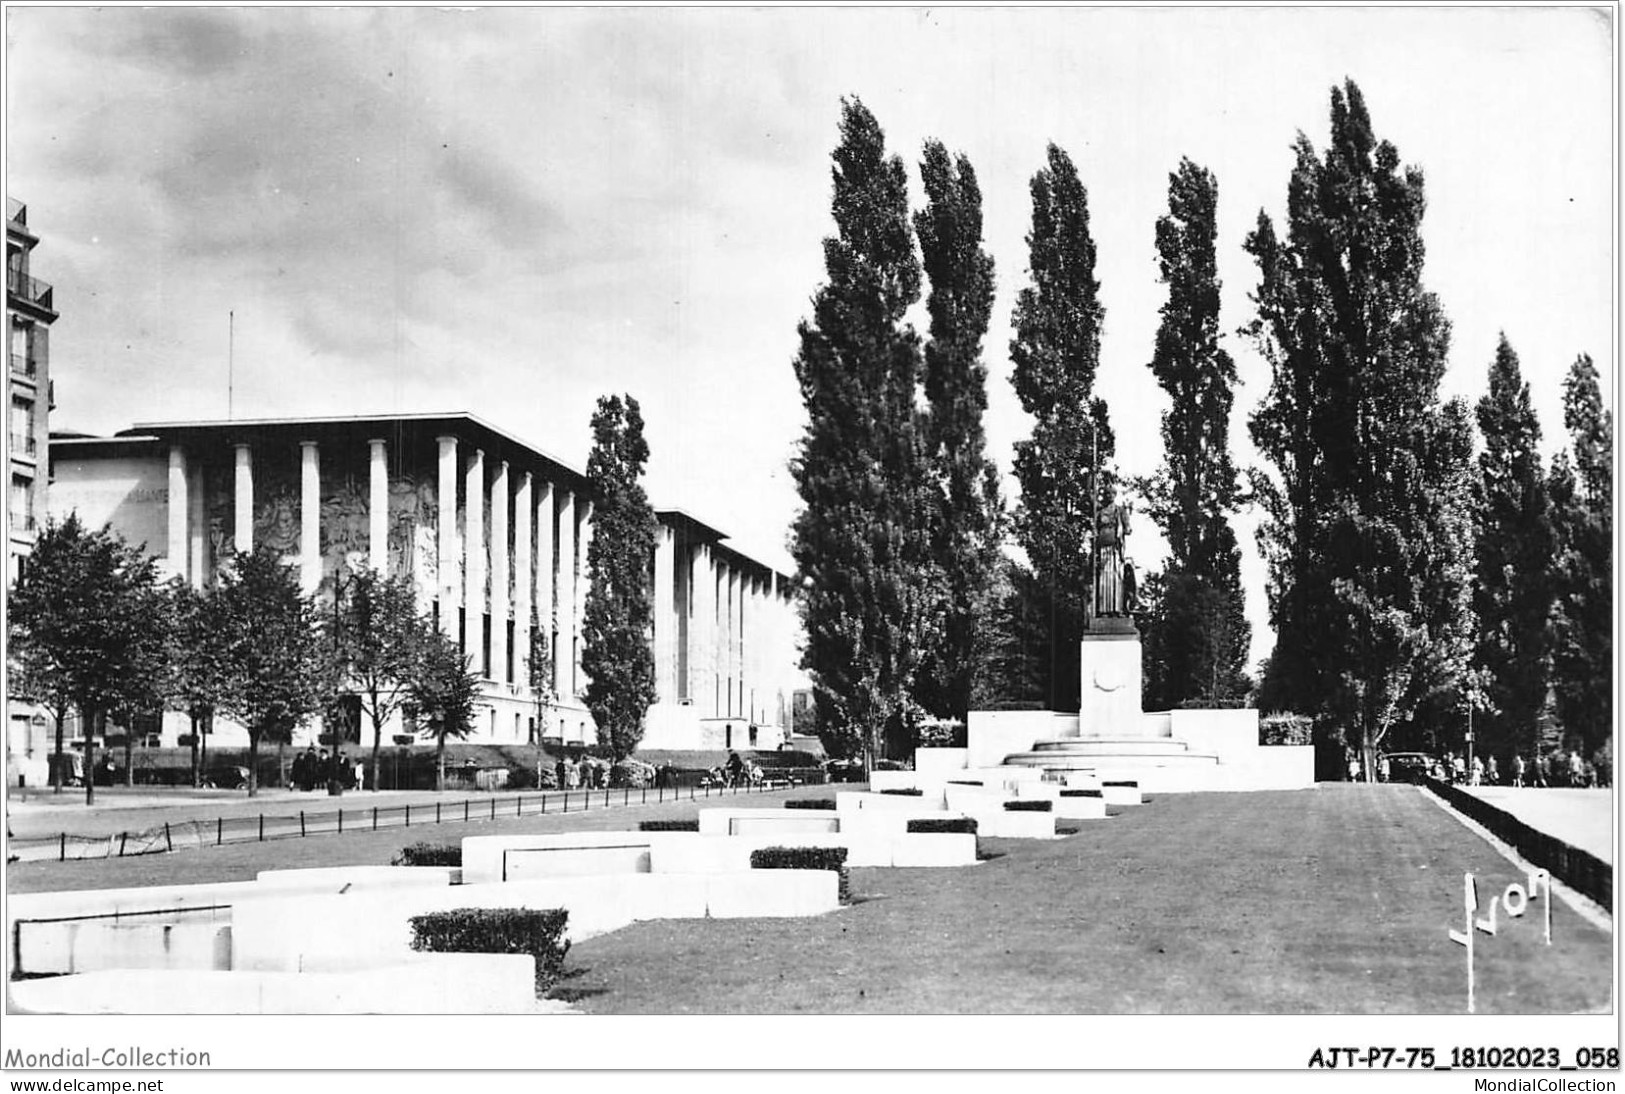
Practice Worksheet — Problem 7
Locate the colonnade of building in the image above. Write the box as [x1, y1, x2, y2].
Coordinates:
[150, 423, 799, 742]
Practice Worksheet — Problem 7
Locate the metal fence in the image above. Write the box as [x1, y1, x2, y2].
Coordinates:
[7, 780, 783, 864]
[1425, 777, 1612, 909]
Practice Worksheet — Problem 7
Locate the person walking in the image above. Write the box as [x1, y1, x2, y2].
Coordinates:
[1534, 753, 1549, 788]
[1486, 755, 1500, 785]
[1470, 755, 1484, 786]
[1512, 753, 1526, 788]
[725, 750, 744, 789]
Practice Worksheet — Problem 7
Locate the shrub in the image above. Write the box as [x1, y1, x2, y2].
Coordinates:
[947, 779, 983, 786]
[1260, 713, 1314, 747]
[1101, 780, 1137, 788]
[1059, 788, 1103, 798]
[391, 842, 462, 867]
[612, 758, 657, 788]
[638, 819, 699, 832]
[873, 759, 907, 772]
[878, 787, 923, 796]
[407, 907, 570, 990]
[749, 845, 850, 903]
[1003, 800, 1052, 812]
[784, 798, 836, 810]
[906, 817, 977, 835]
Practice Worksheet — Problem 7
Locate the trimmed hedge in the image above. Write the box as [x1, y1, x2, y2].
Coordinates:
[638, 819, 699, 832]
[1003, 800, 1052, 812]
[906, 817, 978, 835]
[391, 841, 462, 867]
[407, 907, 571, 990]
[1102, 780, 1138, 788]
[749, 845, 850, 903]
[784, 798, 837, 810]
[947, 779, 983, 786]
[1060, 788, 1103, 799]
[878, 787, 924, 796]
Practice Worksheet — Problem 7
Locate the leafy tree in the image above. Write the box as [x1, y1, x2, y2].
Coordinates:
[790, 98, 938, 771]
[1010, 142, 1115, 712]
[1471, 335, 1554, 762]
[411, 629, 480, 791]
[913, 138, 1003, 723]
[164, 580, 233, 786]
[527, 627, 556, 745]
[969, 558, 1050, 711]
[1244, 80, 1476, 776]
[581, 393, 659, 763]
[214, 545, 325, 796]
[8, 514, 167, 803]
[1140, 158, 1250, 708]
[328, 567, 432, 791]
[1548, 354, 1613, 761]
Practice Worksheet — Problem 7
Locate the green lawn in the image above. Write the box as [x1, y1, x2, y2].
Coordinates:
[558, 785, 1613, 1014]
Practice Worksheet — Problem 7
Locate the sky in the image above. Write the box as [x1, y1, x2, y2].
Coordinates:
[5, 6, 1615, 675]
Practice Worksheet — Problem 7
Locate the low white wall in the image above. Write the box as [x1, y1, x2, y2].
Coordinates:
[231, 871, 838, 973]
[254, 866, 457, 890]
[965, 809, 1060, 839]
[8, 954, 538, 1015]
[650, 832, 977, 870]
[835, 791, 947, 812]
[966, 711, 1072, 768]
[1169, 708, 1261, 759]
[1054, 795, 1108, 820]
[1100, 782, 1143, 806]
[18, 921, 232, 977]
[914, 748, 969, 776]
[463, 832, 662, 885]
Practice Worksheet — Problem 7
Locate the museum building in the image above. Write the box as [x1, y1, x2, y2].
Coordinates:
[44, 412, 802, 756]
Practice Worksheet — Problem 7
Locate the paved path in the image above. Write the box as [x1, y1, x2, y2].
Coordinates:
[1458, 785, 1614, 865]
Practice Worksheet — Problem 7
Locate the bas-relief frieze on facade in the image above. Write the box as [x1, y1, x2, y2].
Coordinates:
[204, 461, 234, 577]
[388, 469, 438, 592]
[253, 455, 300, 561]
[319, 454, 369, 578]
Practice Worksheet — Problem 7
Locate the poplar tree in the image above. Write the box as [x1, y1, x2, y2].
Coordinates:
[1141, 158, 1250, 708]
[1010, 143, 1114, 712]
[581, 393, 659, 763]
[1471, 335, 1554, 761]
[1245, 80, 1476, 773]
[791, 98, 937, 768]
[1548, 354, 1613, 762]
[913, 138, 1002, 722]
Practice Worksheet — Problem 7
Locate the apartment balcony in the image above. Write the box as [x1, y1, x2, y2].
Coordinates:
[10, 351, 38, 379]
[7, 268, 54, 315]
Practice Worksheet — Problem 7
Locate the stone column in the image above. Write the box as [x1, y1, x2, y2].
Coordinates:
[187, 463, 205, 588]
[514, 472, 533, 691]
[368, 438, 388, 574]
[554, 489, 575, 700]
[726, 566, 741, 718]
[232, 443, 254, 554]
[653, 522, 676, 702]
[436, 435, 459, 637]
[299, 441, 320, 596]
[576, 500, 593, 696]
[464, 449, 486, 676]
[166, 445, 188, 581]
[535, 481, 556, 678]
[490, 460, 510, 684]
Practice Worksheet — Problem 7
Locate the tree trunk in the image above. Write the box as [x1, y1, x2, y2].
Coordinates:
[247, 728, 260, 797]
[189, 710, 201, 788]
[124, 719, 134, 787]
[369, 708, 383, 793]
[277, 738, 287, 790]
[83, 707, 99, 806]
[200, 710, 210, 785]
[436, 734, 446, 792]
[51, 707, 66, 793]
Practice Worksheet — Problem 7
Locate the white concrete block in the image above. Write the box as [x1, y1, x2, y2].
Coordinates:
[8, 954, 538, 1014]
[887, 832, 978, 866]
[1101, 782, 1143, 806]
[461, 832, 662, 884]
[914, 748, 970, 775]
[17, 920, 232, 977]
[836, 791, 943, 812]
[867, 770, 920, 792]
[703, 869, 839, 918]
[729, 814, 841, 837]
[968, 809, 1060, 839]
[1054, 794, 1108, 820]
[1011, 781, 1062, 800]
[255, 866, 457, 890]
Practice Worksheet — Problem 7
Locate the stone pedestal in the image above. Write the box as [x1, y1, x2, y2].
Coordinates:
[1078, 622, 1144, 737]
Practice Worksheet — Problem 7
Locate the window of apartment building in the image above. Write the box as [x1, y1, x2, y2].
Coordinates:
[9, 474, 32, 531]
[505, 619, 515, 683]
[10, 397, 34, 456]
[482, 612, 492, 678]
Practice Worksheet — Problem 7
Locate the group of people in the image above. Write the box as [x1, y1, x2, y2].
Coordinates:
[291, 746, 361, 792]
[553, 755, 608, 790]
[1441, 750, 1602, 789]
